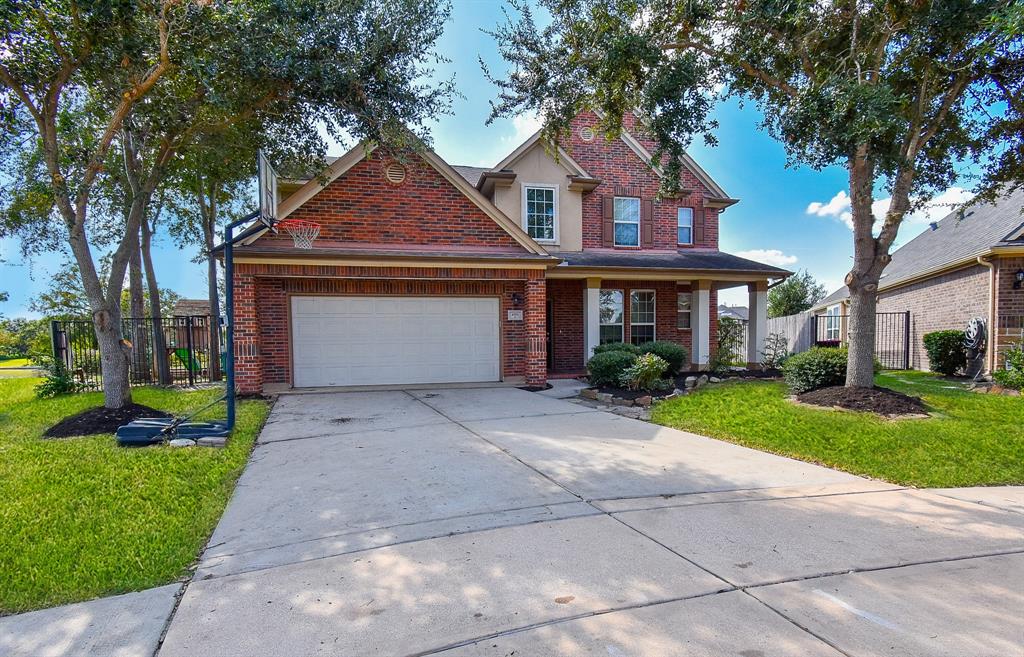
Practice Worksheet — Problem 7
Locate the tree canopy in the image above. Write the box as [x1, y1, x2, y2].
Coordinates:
[768, 270, 828, 318]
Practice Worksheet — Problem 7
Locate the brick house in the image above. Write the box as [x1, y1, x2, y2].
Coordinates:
[813, 186, 1024, 374]
[226, 112, 790, 392]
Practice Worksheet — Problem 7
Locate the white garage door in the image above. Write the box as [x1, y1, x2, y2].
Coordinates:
[291, 296, 500, 387]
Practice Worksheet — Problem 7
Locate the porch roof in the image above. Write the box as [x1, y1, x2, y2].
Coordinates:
[550, 250, 791, 276]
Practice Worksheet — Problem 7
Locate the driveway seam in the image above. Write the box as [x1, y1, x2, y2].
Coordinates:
[738, 589, 855, 657]
[592, 486, 908, 513]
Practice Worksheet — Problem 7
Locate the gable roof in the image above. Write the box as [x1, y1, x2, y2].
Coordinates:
[491, 130, 592, 177]
[814, 186, 1024, 309]
[243, 140, 551, 256]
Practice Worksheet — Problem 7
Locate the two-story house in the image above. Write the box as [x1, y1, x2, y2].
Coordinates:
[227, 112, 790, 392]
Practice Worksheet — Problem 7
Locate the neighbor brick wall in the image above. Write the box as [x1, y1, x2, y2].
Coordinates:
[995, 256, 1024, 367]
[257, 151, 522, 250]
[232, 262, 544, 393]
[566, 111, 721, 251]
[875, 264, 989, 371]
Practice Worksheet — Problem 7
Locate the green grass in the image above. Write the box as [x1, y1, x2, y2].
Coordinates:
[651, 370, 1024, 489]
[0, 357, 33, 368]
[0, 378, 269, 614]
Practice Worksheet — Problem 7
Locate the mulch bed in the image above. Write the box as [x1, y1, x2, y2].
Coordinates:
[44, 403, 172, 438]
[797, 385, 927, 417]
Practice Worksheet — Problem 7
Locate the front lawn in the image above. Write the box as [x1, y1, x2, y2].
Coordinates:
[0, 357, 32, 368]
[0, 378, 269, 614]
[651, 370, 1024, 488]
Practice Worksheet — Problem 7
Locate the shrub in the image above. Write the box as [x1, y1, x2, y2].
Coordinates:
[35, 358, 82, 398]
[593, 342, 641, 355]
[619, 353, 670, 391]
[638, 341, 687, 375]
[587, 350, 637, 386]
[782, 347, 849, 393]
[760, 333, 789, 371]
[992, 342, 1024, 391]
[922, 330, 967, 376]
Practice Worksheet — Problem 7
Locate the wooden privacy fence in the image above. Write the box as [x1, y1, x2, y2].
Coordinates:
[765, 311, 816, 354]
[51, 316, 222, 388]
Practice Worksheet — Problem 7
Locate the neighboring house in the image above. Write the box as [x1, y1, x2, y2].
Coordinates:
[718, 304, 749, 323]
[813, 187, 1024, 373]
[225, 112, 790, 392]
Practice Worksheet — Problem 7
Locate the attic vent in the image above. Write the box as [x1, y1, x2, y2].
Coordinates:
[579, 126, 595, 142]
[383, 161, 407, 185]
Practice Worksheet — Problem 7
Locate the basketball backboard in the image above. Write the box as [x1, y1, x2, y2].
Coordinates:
[258, 150, 278, 230]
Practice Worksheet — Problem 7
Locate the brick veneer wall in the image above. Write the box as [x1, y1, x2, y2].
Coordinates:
[232, 262, 545, 392]
[566, 111, 720, 251]
[875, 264, 989, 371]
[995, 256, 1024, 366]
[257, 151, 522, 250]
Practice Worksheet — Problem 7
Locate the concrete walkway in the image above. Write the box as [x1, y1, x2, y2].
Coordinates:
[4, 387, 1022, 656]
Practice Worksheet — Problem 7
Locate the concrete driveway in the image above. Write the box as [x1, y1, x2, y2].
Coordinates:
[155, 387, 1024, 657]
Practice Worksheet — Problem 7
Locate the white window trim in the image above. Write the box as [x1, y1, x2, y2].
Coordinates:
[677, 291, 692, 330]
[825, 304, 841, 340]
[613, 196, 641, 247]
[599, 289, 624, 344]
[630, 289, 656, 344]
[677, 207, 694, 245]
[521, 183, 559, 244]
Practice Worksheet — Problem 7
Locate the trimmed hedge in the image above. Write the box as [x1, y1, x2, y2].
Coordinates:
[638, 341, 687, 375]
[922, 330, 966, 376]
[593, 342, 641, 355]
[782, 347, 849, 393]
[587, 350, 637, 386]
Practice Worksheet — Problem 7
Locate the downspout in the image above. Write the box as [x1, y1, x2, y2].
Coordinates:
[977, 254, 996, 375]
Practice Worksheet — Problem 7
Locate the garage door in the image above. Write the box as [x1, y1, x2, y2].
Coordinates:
[291, 296, 500, 387]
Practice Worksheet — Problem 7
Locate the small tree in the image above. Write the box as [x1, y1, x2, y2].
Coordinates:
[768, 270, 827, 318]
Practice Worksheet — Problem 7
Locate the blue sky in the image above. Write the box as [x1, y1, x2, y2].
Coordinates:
[0, 0, 970, 316]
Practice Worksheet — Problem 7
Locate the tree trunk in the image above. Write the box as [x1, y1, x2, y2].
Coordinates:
[199, 181, 222, 380]
[128, 238, 150, 382]
[843, 144, 890, 388]
[141, 214, 172, 384]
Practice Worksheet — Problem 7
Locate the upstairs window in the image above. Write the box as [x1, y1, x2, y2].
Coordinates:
[677, 207, 694, 245]
[614, 197, 640, 246]
[630, 290, 656, 344]
[599, 290, 624, 343]
[523, 185, 557, 242]
[677, 292, 692, 329]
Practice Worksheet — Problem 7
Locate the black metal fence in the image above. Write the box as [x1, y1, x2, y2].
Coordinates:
[51, 316, 222, 388]
[811, 311, 911, 370]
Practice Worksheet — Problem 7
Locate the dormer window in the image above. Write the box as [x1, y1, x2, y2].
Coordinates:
[523, 185, 557, 242]
[677, 207, 694, 245]
[614, 197, 640, 246]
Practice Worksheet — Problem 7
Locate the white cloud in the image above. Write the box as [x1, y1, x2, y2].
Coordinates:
[735, 249, 798, 267]
[806, 187, 973, 234]
[501, 112, 542, 146]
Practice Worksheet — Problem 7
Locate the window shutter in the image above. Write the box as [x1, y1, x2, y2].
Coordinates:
[641, 199, 654, 247]
[694, 208, 705, 246]
[602, 196, 614, 246]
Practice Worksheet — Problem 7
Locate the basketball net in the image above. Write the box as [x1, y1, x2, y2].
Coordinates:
[278, 219, 321, 249]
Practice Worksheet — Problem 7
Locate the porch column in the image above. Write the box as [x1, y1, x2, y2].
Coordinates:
[524, 277, 547, 387]
[692, 280, 711, 368]
[583, 277, 601, 361]
[747, 280, 769, 366]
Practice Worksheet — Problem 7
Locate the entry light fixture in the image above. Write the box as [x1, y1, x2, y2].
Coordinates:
[1014, 268, 1024, 290]
[511, 292, 524, 306]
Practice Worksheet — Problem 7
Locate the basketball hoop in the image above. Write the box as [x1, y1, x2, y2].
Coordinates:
[278, 219, 321, 249]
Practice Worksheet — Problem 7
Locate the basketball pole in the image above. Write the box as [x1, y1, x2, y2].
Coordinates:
[223, 210, 261, 431]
